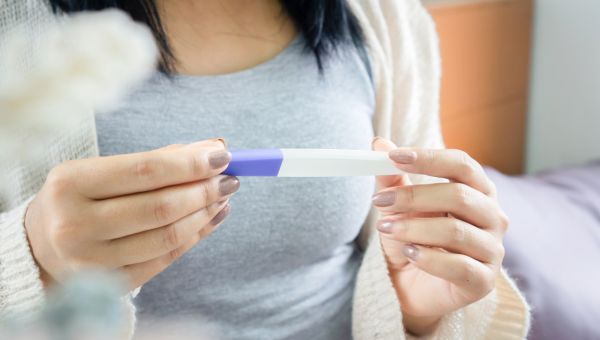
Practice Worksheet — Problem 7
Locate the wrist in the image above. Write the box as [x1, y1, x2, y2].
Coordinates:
[402, 313, 442, 336]
[387, 266, 443, 336]
[24, 199, 56, 289]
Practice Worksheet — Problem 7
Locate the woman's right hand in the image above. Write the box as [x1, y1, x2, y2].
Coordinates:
[25, 139, 239, 290]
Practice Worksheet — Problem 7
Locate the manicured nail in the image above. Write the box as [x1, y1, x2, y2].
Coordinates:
[371, 136, 384, 148]
[210, 204, 231, 226]
[209, 138, 227, 148]
[403, 244, 419, 261]
[377, 220, 394, 234]
[372, 191, 396, 207]
[219, 176, 240, 196]
[209, 150, 231, 169]
[389, 149, 417, 164]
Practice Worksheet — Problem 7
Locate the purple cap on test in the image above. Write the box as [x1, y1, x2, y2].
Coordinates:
[222, 149, 284, 176]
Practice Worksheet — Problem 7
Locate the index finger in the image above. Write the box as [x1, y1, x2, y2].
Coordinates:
[389, 148, 495, 196]
[372, 137, 413, 189]
[72, 140, 230, 199]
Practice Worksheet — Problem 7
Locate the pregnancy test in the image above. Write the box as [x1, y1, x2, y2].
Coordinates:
[222, 149, 402, 177]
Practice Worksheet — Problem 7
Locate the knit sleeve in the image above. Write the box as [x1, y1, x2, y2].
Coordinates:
[351, 0, 444, 151]
[408, 270, 530, 340]
[0, 196, 46, 319]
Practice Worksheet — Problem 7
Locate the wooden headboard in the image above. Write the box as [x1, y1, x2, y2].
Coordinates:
[425, 0, 534, 174]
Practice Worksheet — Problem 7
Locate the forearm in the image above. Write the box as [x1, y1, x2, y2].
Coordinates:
[402, 312, 441, 336]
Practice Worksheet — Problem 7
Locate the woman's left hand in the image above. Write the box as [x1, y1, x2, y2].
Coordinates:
[371, 138, 509, 336]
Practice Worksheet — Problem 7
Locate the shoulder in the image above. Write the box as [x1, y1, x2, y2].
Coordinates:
[348, 0, 433, 26]
[347, 0, 438, 59]
[347, 0, 440, 80]
[347, 0, 444, 149]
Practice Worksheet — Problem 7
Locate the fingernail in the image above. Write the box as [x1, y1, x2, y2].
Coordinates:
[403, 244, 419, 261]
[209, 150, 231, 169]
[210, 204, 231, 226]
[389, 149, 417, 164]
[209, 138, 227, 148]
[371, 136, 384, 148]
[372, 191, 396, 207]
[219, 176, 240, 196]
[377, 220, 394, 234]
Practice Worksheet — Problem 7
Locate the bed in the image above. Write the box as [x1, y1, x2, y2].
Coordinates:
[485, 162, 600, 339]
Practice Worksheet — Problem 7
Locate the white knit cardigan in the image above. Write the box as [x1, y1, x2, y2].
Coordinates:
[0, 0, 530, 338]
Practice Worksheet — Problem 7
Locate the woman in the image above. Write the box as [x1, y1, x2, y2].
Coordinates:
[1, 0, 530, 339]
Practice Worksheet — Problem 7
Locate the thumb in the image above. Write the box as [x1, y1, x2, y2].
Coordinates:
[372, 137, 412, 188]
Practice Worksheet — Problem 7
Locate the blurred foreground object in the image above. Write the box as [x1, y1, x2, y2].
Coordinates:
[0, 5, 157, 160]
[0, 3, 157, 193]
[0, 271, 127, 340]
[0, 271, 218, 340]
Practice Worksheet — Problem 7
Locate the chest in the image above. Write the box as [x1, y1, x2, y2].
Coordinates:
[97, 47, 374, 152]
[96, 41, 375, 279]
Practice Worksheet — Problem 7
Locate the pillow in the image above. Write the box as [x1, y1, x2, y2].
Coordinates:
[486, 162, 600, 340]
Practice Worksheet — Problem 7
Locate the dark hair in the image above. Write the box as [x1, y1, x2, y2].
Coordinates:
[47, 0, 365, 74]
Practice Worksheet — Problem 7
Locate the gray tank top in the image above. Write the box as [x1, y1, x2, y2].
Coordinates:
[96, 35, 376, 340]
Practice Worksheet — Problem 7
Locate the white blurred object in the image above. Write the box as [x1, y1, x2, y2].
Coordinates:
[0, 270, 220, 340]
[0, 4, 158, 161]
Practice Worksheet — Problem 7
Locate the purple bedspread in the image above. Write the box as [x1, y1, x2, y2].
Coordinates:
[485, 162, 600, 340]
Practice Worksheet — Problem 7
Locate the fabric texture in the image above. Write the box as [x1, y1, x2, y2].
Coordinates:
[487, 162, 600, 340]
[0, 0, 530, 339]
